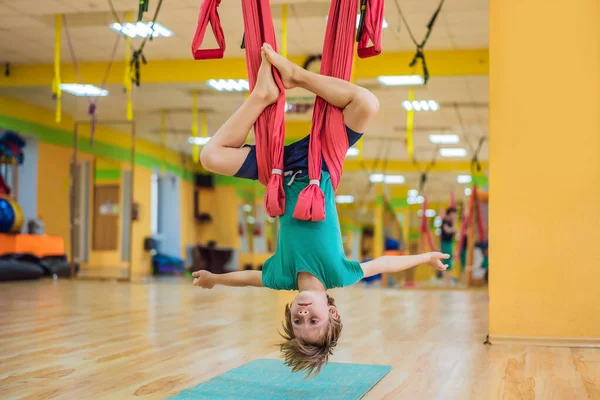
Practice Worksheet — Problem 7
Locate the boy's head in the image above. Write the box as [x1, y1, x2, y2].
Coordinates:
[279, 291, 342, 377]
[445, 207, 457, 221]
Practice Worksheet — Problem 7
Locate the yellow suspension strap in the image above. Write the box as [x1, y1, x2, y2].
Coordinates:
[52, 14, 62, 123]
[191, 91, 199, 163]
[281, 4, 288, 58]
[406, 86, 415, 160]
[124, 11, 133, 120]
[160, 109, 167, 174]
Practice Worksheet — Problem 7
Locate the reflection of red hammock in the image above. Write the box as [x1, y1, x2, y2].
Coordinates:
[419, 197, 438, 252]
[456, 184, 486, 255]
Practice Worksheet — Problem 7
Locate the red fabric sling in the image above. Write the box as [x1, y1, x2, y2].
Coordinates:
[191, 0, 384, 221]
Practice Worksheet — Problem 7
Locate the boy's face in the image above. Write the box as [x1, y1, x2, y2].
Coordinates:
[290, 291, 338, 344]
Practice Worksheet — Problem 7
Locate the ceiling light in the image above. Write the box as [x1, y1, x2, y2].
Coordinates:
[188, 137, 211, 146]
[109, 22, 173, 39]
[429, 134, 460, 144]
[369, 174, 405, 184]
[408, 189, 419, 197]
[457, 175, 472, 184]
[465, 187, 472, 196]
[247, 216, 256, 224]
[335, 195, 355, 204]
[402, 100, 439, 111]
[369, 173, 384, 183]
[439, 148, 468, 157]
[242, 204, 252, 212]
[346, 147, 359, 157]
[425, 209, 436, 217]
[377, 75, 424, 86]
[407, 197, 416, 205]
[384, 175, 405, 184]
[207, 79, 249, 92]
[416, 196, 424, 204]
[434, 216, 442, 227]
[60, 84, 108, 97]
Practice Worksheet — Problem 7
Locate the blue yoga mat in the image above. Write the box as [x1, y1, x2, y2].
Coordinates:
[170, 359, 391, 400]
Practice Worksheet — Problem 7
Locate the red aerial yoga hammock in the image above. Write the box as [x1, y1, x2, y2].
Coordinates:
[191, 0, 384, 221]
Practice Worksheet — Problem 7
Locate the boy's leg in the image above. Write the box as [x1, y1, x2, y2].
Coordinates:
[262, 44, 379, 134]
[200, 50, 279, 176]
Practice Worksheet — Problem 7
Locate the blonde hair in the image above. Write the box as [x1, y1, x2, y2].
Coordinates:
[279, 294, 342, 377]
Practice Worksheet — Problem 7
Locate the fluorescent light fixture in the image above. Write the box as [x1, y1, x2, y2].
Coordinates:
[326, 15, 389, 29]
[242, 204, 252, 212]
[408, 189, 419, 197]
[60, 83, 108, 97]
[346, 147, 360, 157]
[465, 187, 472, 196]
[402, 100, 439, 111]
[207, 79, 249, 92]
[335, 195, 355, 204]
[425, 209, 436, 217]
[188, 136, 211, 146]
[377, 75, 424, 86]
[440, 148, 468, 157]
[109, 22, 173, 39]
[429, 134, 460, 144]
[369, 174, 405, 184]
[457, 175, 472, 184]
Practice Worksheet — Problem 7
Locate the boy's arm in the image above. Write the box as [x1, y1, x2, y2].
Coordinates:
[192, 270, 263, 289]
[361, 252, 450, 278]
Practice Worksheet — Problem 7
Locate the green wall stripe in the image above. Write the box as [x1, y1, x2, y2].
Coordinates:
[0, 114, 195, 183]
[95, 169, 121, 181]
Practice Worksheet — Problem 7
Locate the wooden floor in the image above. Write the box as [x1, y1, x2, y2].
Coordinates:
[0, 280, 598, 400]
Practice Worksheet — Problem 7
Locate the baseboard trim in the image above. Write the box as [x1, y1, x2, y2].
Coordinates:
[489, 335, 600, 348]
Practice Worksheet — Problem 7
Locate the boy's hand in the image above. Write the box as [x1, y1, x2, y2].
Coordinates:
[192, 270, 215, 289]
[426, 252, 450, 271]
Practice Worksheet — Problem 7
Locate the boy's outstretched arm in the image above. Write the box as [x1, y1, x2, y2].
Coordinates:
[361, 252, 450, 278]
[192, 270, 263, 288]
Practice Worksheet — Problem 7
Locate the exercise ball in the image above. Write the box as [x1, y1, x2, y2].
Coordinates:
[10, 198, 24, 233]
[0, 197, 16, 233]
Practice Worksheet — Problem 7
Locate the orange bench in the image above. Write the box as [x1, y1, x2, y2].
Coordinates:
[0, 234, 65, 258]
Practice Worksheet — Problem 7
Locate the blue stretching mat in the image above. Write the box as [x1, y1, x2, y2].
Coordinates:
[170, 359, 391, 400]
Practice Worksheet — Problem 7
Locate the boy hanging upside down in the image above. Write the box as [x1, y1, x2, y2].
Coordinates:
[193, 44, 450, 376]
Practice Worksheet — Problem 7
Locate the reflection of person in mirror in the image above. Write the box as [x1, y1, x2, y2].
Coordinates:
[441, 207, 457, 285]
[193, 43, 450, 377]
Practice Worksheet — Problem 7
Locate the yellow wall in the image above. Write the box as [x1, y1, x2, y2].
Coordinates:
[489, 0, 600, 338]
[130, 166, 152, 280]
[37, 143, 74, 259]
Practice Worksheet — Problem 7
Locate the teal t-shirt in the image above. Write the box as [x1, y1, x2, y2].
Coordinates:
[262, 171, 364, 290]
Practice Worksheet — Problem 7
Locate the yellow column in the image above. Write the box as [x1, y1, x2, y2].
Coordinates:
[373, 185, 385, 285]
[489, 0, 600, 340]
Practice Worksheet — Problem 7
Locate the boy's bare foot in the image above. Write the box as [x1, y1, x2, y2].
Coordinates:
[252, 49, 280, 105]
[262, 43, 299, 90]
